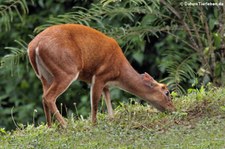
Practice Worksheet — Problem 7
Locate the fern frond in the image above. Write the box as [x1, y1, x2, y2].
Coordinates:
[0, 0, 29, 31]
[1, 40, 28, 74]
[34, 1, 159, 33]
[160, 55, 197, 94]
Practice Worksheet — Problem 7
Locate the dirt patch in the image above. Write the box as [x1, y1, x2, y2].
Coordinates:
[187, 100, 211, 118]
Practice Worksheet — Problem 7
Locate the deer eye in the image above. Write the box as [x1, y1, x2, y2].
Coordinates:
[165, 91, 170, 97]
[144, 82, 155, 88]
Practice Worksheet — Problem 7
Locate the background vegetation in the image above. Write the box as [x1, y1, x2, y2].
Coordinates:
[0, 0, 224, 130]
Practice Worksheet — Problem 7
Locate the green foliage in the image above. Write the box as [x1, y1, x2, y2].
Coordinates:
[0, 62, 43, 130]
[0, 0, 30, 31]
[1, 87, 225, 148]
[1, 40, 28, 72]
[0, 127, 6, 135]
[152, 0, 225, 93]
[156, 31, 199, 94]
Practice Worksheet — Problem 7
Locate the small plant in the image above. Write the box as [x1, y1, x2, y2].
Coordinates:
[0, 128, 7, 135]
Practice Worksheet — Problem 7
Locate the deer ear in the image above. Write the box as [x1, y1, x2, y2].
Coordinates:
[142, 72, 155, 88]
[142, 72, 153, 81]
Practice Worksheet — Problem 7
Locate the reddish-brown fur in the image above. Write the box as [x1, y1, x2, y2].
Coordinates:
[28, 24, 175, 128]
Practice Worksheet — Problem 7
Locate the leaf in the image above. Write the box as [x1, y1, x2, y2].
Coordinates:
[133, 51, 144, 65]
[1, 40, 28, 74]
[213, 33, 221, 49]
[0, 128, 7, 135]
[0, 0, 29, 31]
[160, 53, 197, 95]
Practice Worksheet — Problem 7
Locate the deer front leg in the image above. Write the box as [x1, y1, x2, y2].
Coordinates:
[90, 77, 104, 124]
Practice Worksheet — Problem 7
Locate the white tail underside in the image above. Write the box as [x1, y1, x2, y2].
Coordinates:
[35, 47, 53, 84]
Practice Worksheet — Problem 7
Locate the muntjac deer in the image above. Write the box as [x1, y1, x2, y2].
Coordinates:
[28, 24, 175, 128]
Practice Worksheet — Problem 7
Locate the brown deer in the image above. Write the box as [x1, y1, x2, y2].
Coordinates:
[28, 24, 175, 128]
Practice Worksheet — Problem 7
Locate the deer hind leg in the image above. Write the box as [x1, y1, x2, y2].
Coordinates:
[40, 77, 52, 127]
[103, 87, 114, 119]
[43, 72, 79, 128]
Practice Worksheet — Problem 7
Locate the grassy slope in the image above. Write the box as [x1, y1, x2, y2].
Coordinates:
[1, 87, 225, 149]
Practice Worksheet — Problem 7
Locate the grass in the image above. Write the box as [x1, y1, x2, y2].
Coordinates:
[1, 87, 225, 149]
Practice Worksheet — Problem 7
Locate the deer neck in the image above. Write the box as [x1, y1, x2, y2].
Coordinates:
[116, 62, 148, 99]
